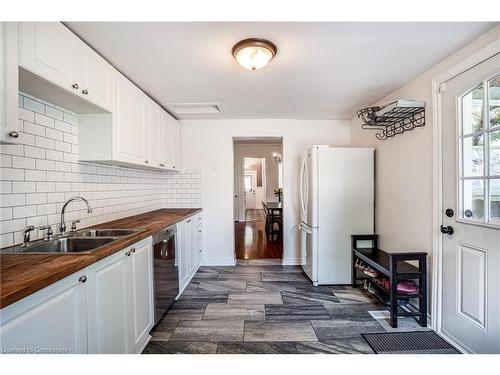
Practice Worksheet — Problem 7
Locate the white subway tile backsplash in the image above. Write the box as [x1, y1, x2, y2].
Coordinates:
[0, 93, 201, 247]
[23, 96, 45, 114]
[12, 156, 36, 170]
[35, 113, 55, 128]
[12, 181, 36, 193]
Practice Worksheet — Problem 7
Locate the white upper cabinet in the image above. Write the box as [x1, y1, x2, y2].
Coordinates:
[19, 22, 79, 94]
[0, 22, 20, 144]
[77, 42, 114, 112]
[145, 100, 161, 168]
[16, 22, 181, 172]
[113, 73, 147, 166]
[172, 117, 182, 170]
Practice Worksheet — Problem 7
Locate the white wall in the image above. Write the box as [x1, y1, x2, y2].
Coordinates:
[181, 119, 350, 265]
[0, 93, 201, 248]
[350, 25, 500, 310]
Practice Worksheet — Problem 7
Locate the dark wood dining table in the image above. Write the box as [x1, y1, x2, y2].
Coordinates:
[264, 201, 283, 214]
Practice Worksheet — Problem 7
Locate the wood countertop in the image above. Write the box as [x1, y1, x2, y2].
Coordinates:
[0, 208, 201, 309]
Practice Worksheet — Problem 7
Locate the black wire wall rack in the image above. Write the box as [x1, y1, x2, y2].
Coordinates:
[356, 100, 425, 140]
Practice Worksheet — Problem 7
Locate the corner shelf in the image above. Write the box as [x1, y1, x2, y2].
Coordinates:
[351, 234, 428, 328]
[356, 100, 425, 140]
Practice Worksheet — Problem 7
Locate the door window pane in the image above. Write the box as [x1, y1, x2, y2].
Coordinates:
[490, 130, 500, 176]
[463, 179, 484, 220]
[490, 179, 500, 221]
[463, 134, 484, 176]
[462, 84, 484, 134]
[244, 175, 252, 192]
[489, 76, 500, 100]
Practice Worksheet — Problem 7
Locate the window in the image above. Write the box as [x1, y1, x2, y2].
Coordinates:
[244, 175, 253, 192]
[459, 75, 500, 224]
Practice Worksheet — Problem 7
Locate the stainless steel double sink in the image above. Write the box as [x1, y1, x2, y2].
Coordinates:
[1, 229, 142, 254]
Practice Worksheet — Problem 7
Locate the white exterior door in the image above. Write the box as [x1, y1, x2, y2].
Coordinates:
[440, 55, 500, 353]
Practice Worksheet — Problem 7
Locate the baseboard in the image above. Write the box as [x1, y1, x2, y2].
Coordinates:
[137, 334, 151, 354]
[438, 329, 471, 354]
[281, 258, 305, 265]
[201, 258, 236, 266]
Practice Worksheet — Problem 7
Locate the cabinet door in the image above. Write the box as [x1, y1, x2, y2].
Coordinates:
[172, 118, 181, 170]
[77, 43, 114, 112]
[145, 100, 161, 168]
[194, 215, 203, 267]
[86, 249, 130, 354]
[127, 239, 154, 353]
[0, 270, 88, 354]
[0, 22, 19, 144]
[19, 22, 78, 93]
[113, 73, 147, 166]
[159, 111, 172, 169]
[177, 220, 189, 290]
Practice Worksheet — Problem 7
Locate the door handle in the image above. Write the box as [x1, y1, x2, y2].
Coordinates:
[440, 225, 454, 235]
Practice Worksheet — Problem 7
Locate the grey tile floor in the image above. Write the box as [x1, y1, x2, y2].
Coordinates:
[143, 263, 426, 354]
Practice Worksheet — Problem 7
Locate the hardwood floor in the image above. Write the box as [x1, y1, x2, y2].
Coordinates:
[234, 209, 282, 260]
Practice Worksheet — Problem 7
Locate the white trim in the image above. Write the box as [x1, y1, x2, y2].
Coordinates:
[431, 36, 500, 340]
[282, 257, 305, 265]
[201, 258, 236, 266]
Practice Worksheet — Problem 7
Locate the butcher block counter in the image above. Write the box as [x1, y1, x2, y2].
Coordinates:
[0, 208, 201, 309]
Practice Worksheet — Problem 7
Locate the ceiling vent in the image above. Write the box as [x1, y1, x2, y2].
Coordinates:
[165, 102, 223, 114]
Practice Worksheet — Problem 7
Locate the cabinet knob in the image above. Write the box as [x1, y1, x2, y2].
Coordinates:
[131, 247, 136, 253]
[82, 89, 89, 95]
[144, 160, 149, 164]
[8, 130, 19, 138]
[72, 83, 79, 89]
[198, 230, 202, 233]
[78, 275, 87, 283]
[125, 250, 131, 256]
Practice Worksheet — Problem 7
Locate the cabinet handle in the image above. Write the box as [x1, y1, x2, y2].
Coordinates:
[8, 130, 19, 138]
[125, 250, 131, 256]
[159, 163, 165, 167]
[78, 275, 87, 283]
[82, 89, 89, 95]
[144, 160, 149, 164]
[131, 247, 136, 253]
[198, 230, 202, 233]
[187, 219, 191, 223]
[173, 165, 176, 169]
[72, 83, 79, 89]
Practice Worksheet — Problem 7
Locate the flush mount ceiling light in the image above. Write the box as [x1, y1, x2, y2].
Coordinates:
[232, 38, 277, 71]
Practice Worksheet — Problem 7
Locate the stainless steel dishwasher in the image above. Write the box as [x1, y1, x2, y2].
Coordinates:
[152, 225, 179, 325]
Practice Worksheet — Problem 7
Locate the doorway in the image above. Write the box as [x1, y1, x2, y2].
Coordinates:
[233, 138, 283, 260]
[437, 54, 500, 353]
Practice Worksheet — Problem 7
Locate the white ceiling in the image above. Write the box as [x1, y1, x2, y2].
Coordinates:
[66, 22, 495, 120]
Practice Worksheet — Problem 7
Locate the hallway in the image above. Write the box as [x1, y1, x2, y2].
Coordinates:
[234, 209, 283, 260]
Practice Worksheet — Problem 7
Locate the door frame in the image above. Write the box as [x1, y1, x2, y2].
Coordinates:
[431, 37, 500, 353]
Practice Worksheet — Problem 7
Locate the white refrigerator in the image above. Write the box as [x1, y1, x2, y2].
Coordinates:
[299, 146, 374, 285]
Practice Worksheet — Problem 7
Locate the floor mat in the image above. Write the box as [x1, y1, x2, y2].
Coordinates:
[362, 331, 460, 354]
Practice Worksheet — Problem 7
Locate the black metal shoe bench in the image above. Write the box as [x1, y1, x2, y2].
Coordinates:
[351, 234, 427, 328]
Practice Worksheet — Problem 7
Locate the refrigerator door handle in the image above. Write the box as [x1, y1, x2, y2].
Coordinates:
[299, 154, 307, 218]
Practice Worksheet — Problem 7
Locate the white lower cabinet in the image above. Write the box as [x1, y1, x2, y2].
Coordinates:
[128, 239, 154, 353]
[86, 247, 130, 354]
[0, 270, 88, 354]
[177, 214, 203, 293]
[0, 237, 154, 354]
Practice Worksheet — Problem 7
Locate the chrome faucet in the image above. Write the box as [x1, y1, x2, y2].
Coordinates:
[21, 225, 35, 247]
[59, 196, 92, 234]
